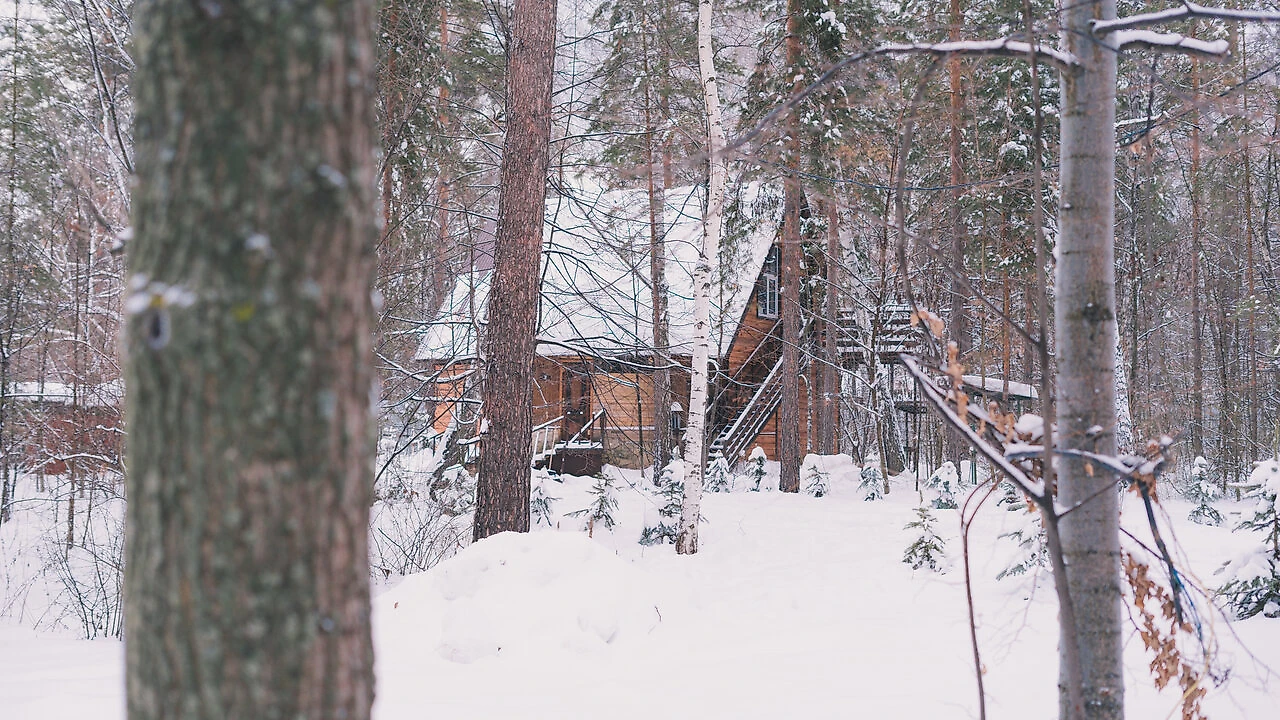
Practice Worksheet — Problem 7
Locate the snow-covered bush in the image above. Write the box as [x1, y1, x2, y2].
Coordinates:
[802, 454, 829, 498]
[1187, 456, 1223, 526]
[530, 472, 559, 528]
[996, 507, 1048, 580]
[43, 487, 126, 639]
[640, 459, 684, 545]
[705, 456, 732, 493]
[858, 463, 885, 501]
[568, 474, 620, 535]
[1218, 459, 1280, 619]
[997, 480, 1025, 510]
[747, 446, 767, 491]
[903, 506, 947, 572]
[925, 461, 959, 510]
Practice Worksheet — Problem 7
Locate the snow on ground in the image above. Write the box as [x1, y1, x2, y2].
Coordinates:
[3, 463, 1278, 719]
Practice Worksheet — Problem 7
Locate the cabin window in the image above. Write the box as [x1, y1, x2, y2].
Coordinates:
[757, 245, 780, 319]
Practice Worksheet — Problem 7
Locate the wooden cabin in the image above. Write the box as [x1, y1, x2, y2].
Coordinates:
[418, 183, 877, 472]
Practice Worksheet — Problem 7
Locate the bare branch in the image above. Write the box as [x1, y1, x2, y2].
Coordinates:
[1093, 2, 1280, 35]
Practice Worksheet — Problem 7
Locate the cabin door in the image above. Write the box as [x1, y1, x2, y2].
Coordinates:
[561, 364, 592, 440]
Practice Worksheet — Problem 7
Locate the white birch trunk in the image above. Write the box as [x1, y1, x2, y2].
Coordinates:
[1114, 333, 1134, 454]
[676, 0, 725, 555]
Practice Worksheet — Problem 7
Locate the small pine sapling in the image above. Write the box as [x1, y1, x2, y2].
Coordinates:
[858, 463, 885, 501]
[802, 454, 829, 498]
[530, 473, 559, 528]
[747, 446, 767, 491]
[997, 480, 1024, 510]
[903, 506, 947, 572]
[1218, 459, 1280, 619]
[996, 507, 1048, 580]
[1186, 456, 1224, 526]
[640, 459, 685, 545]
[568, 474, 620, 536]
[705, 456, 732, 493]
[925, 461, 959, 510]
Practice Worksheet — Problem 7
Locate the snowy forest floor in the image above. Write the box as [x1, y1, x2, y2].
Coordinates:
[2, 462, 1278, 719]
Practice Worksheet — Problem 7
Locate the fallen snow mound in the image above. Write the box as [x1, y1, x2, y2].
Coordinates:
[375, 531, 663, 664]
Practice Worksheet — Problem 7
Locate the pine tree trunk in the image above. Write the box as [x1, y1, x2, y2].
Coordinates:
[1056, 1, 1124, 717]
[125, 1, 378, 717]
[677, 0, 724, 555]
[645, 59, 672, 476]
[474, 0, 558, 539]
[819, 199, 840, 455]
[777, 0, 803, 494]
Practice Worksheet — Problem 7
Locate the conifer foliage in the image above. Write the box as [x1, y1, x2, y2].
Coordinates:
[1219, 459, 1280, 619]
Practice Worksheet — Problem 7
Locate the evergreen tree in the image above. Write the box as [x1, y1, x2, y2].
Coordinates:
[568, 474, 621, 534]
[859, 463, 885, 501]
[746, 446, 767, 491]
[1219, 459, 1280, 619]
[925, 461, 959, 510]
[903, 506, 947, 572]
[641, 458, 685, 545]
[530, 472, 559, 528]
[1187, 456, 1223, 527]
[802, 454, 829, 497]
[705, 456, 732, 493]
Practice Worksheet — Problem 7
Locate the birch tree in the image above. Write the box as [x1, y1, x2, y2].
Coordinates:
[676, 0, 726, 556]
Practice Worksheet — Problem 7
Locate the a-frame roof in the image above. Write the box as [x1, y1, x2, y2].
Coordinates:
[416, 182, 779, 363]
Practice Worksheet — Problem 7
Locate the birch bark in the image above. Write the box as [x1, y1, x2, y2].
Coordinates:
[677, 0, 725, 555]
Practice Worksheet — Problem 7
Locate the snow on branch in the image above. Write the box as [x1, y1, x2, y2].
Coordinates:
[727, 37, 1077, 154]
[1094, 2, 1280, 35]
[900, 355, 1046, 501]
[1113, 30, 1230, 58]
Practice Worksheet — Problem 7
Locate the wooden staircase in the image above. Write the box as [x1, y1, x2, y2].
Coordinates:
[708, 356, 784, 469]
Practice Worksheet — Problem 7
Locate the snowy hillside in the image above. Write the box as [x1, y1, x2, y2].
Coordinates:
[3, 464, 1279, 719]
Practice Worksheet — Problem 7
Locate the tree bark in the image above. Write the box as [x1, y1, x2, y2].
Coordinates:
[1056, 1, 1124, 717]
[819, 199, 840, 455]
[644, 37, 672, 476]
[777, 0, 803, 494]
[125, 0, 378, 716]
[474, 0, 558, 539]
[677, 0, 725, 555]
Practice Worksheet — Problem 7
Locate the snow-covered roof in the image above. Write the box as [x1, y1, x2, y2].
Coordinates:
[5, 380, 123, 407]
[416, 183, 779, 363]
[960, 375, 1039, 401]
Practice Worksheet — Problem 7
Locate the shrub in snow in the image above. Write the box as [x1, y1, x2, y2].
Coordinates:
[747, 446, 767, 491]
[430, 464, 476, 516]
[1186, 456, 1223, 527]
[997, 480, 1025, 510]
[996, 508, 1048, 580]
[903, 506, 947, 572]
[925, 461, 959, 510]
[858, 463, 885, 501]
[1218, 459, 1280, 619]
[568, 474, 620, 535]
[640, 459, 685, 546]
[530, 473, 559, 528]
[802, 454, 829, 498]
[705, 456, 732, 493]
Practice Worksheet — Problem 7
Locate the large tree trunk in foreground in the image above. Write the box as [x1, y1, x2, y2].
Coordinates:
[1056, 2, 1124, 717]
[677, 0, 725, 555]
[474, 0, 558, 540]
[125, 1, 378, 717]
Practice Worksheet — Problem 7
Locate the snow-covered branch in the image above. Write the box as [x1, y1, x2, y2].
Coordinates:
[728, 37, 1077, 154]
[1112, 30, 1229, 58]
[900, 355, 1046, 501]
[1093, 2, 1280, 35]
